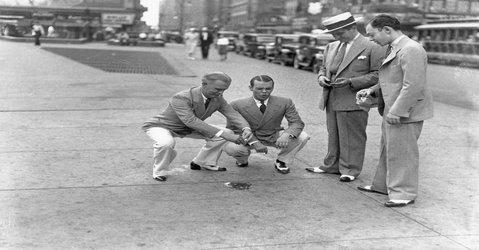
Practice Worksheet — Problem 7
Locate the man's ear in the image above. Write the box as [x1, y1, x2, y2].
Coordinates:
[383, 26, 393, 34]
[249, 85, 253, 91]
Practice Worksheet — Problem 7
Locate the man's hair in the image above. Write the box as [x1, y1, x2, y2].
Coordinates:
[202, 72, 232, 85]
[368, 14, 401, 31]
[250, 75, 274, 87]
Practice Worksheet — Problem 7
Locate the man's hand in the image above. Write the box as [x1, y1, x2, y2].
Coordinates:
[331, 78, 350, 88]
[275, 133, 291, 149]
[356, 88, 373, 99]
[221, 131, 246, 145]
[241, 128, 253, 142]
[252, 142, 268, 154]
[386, 113, 401, 124]
[317, 75, 331, 88]
[356, 88, 374, 105]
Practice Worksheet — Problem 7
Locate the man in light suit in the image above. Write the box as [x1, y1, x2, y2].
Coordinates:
[305, 12, 385, 182]
[224, 75, 309, 174]
[357, 15, 434, 207]
[142, 72, 253, 181]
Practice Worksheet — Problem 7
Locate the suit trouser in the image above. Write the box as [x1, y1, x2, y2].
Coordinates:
[201, 45, 210, 58]
[370, 119, 423, 200]
[145, 127, 228, 177]
[223, 131, 310, 165]
[321, 107, 368, 177]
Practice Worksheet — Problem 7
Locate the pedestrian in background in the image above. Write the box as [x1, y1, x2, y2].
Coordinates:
[224, 75, 309, 174]
[199, 27, 213, 59]
[32, 21, 45, 46]
[184, 27, 198, 60]
[216, 34, 229, 61]
[305, 12, 385, 182]
[47, 24, 56, 37]
[357, 14, 434, 207]
[142, 72, 253, 182]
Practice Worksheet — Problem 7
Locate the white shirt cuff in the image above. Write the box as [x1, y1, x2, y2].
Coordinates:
[215, 130, 224, 137]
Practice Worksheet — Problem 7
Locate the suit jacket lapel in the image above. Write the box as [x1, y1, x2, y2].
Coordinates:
[257, 97, 280, 129]
[382, 36, 408, 66]
[326, 41, 341, 75]
[337, 36, 367, 75]
[242, 97, 263, 125]
[190, 87, 209, 118]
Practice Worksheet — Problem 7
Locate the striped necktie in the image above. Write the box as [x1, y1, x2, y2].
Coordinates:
[204, 98, 211, 109]
[330, 42, 346, 75]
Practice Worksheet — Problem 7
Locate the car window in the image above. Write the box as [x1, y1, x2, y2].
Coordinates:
[257, 36, 275, 43]
[283, 37, 299, 43]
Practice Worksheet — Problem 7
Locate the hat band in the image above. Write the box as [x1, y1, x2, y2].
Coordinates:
[325, 16, 355, 31]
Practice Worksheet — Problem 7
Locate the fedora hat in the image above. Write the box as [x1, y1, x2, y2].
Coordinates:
[322, 12, 362, 33]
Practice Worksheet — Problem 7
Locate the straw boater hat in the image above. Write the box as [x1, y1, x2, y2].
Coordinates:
[322, 12, 362, 33]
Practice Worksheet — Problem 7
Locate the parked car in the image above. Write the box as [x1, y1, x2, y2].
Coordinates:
[217, 30, 240, 51]
[293, 33, 335, 72]
[265, 34, 301, 66]
[236, 33, 275, 59]
[163, 30, 183, 43]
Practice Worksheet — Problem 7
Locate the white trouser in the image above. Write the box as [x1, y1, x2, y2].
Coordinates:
[145, 126, 229, 177]
[223, 131, 310, 165]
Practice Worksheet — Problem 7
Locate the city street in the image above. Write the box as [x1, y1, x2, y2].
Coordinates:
[0, 40, 478, 249]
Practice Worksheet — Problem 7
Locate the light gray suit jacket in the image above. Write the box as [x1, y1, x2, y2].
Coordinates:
[227, 96, 304, 145]
[143, 86, 249, 137]
[371, 36, 434, 122]
[319, 35, 385, 111]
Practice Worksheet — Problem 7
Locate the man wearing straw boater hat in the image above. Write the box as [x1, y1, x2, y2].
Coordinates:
[306, 12, 386, 182]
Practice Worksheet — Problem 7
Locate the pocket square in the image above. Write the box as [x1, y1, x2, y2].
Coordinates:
[357, 55, 367, 60]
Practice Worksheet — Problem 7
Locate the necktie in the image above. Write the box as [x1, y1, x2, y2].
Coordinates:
[385, 45, 393, 57]
[259, 101, 266, 113]
[330, 42, 346, 75]
[204, 98, 211, 109]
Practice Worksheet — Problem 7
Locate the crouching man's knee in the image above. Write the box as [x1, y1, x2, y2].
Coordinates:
[223, 142, 250, 157]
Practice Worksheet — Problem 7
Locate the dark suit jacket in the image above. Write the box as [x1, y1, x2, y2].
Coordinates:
[371, 36, 434, 122]
[143, 86, 249, 138]
[318, 35, 385, 111]
[227, 96, 304, 145]
[199, 31, 213, 47]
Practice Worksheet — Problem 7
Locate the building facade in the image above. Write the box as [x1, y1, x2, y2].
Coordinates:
[0, 0, 146, 39]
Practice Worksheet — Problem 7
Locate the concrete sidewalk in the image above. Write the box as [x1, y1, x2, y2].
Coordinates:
[0, 40, 478, 249]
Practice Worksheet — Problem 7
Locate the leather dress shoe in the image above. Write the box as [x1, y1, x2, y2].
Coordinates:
[203, 165, 227, 171]
[235, 161, 249, 168]
[190, 161, 202, 170]
[153, 176, 167, 182]
[190, 161, 226, 171]
[357, 185, 387, 195]
[274, 160, 290, 174]
[305, 167, 326, 173]
[339, 175, 355, 182]
[384, 200, 415, 207]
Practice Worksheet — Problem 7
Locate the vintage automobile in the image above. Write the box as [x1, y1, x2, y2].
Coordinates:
[265, 34, 301, 66]
[107, 31, 165, 47]
[217, 30, 240, 51]
[293, 33, 335, 72]
[236, 33, 275, 59]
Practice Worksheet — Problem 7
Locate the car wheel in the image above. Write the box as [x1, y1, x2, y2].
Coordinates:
[293, 56, 301, 69]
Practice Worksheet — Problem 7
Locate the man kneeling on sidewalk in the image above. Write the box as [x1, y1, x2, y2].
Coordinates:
[224, 75, 310, 174]
[142, 72, 253, 181]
